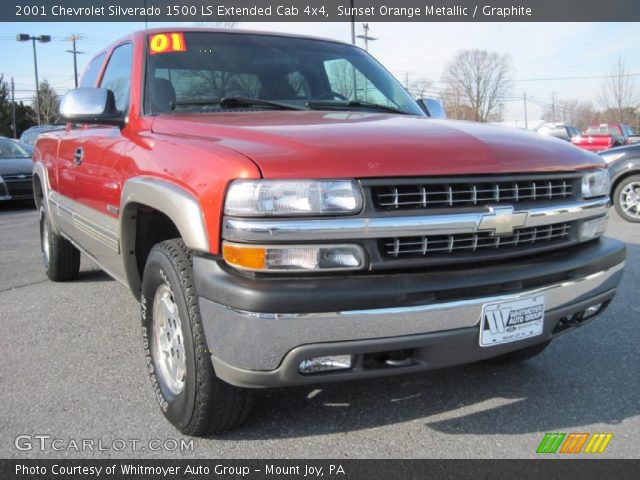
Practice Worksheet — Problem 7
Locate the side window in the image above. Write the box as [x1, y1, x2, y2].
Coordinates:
[323, 58, 393, 106]
[79, 53, 106, 88]
[100, 43, 133, 112]
[324, 59, 358, 99]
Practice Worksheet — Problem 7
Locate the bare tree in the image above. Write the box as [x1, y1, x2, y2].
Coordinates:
[29, 79, 60, 124]
[598, 58, 638, 124]
[441, 49, 513, 122]
[407, 77, 432, 99]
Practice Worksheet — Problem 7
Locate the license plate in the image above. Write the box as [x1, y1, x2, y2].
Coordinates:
[479, 294, 545, 347]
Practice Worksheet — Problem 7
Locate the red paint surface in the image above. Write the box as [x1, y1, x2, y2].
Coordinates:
[37, 28, 606, 255]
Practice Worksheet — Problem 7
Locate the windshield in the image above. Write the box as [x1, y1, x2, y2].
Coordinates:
[0, 138, 30, 158]
[585, 125, 622, 136]
[145, 31, 423, 116]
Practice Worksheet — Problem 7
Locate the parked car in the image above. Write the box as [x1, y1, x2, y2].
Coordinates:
[35, 28, 625, 435]
[0, 136, 34, 202]
[18, 124, 65, 155]
[536, 123, 582, 142]
[572, 123, 633, 152]
[599, 143, 640, 222]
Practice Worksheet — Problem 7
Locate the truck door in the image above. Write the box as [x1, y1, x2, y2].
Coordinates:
[56, 43, 133, 281]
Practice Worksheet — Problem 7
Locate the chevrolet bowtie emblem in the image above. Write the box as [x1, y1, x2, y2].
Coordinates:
[478, 206, 528, 236]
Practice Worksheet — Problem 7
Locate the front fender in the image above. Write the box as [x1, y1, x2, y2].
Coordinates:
[120, 177, 209, 296]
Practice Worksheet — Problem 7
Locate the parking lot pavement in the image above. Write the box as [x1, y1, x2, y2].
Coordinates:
[1, 201, 638, 459]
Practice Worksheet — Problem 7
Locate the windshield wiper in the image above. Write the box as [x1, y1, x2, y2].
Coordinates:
[170, 97, 306, 111]
[306, 100, 410, 115]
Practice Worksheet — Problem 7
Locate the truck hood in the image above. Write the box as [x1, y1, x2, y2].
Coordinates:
[0, 157, 33, 176]
[151, 111, 604, 178]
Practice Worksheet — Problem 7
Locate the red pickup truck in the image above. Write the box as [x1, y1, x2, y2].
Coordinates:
[572, 123, 633, 152]
[34, 28, 625, 435]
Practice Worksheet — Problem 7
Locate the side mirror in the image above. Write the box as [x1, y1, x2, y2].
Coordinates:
[417, 97, 446, 119]
[59, 88, 124, 127]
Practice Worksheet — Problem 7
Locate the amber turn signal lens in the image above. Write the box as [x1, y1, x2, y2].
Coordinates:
[222, 244, 266, 270]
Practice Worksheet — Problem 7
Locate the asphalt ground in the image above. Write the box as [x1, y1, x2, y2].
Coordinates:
[1, 201, 638, 459]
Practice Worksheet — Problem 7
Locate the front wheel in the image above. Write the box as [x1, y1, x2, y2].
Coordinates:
[141, 239, 253, 435]
[613, 175, 640, 223]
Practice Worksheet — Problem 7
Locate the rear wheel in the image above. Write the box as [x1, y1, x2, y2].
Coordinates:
[141, 239, 253, 435]
[39, 205, 80, 281]
[614, 175, 640, 223]
[484, 340, 551, 364]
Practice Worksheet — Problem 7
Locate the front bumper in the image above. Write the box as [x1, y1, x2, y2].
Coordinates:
[194, 237, 625, 388]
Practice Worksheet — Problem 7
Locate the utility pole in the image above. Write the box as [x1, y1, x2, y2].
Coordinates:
[499, 103, 504, 122]
[11, 77, 16, 138]
[17, 33, 51, 125]
[356, 23, 377, 52]
[66, 34, 85, 88]
[523, 92, 529, 130]
[349, 0, 355, 45]
[551, 92, 557, 123]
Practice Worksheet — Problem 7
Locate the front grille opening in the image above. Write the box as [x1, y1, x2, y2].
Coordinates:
[383, 223, 571, 258]
[374, 178, 575, 210]
[552, 301, 610, 334]
[362, 349, 416, 369]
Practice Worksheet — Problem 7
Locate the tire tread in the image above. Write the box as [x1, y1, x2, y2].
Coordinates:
[41, 206, 80, 282]
[151, 239, 253, 435]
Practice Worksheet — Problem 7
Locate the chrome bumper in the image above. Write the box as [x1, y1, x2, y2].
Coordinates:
[199, 261, 624, 384]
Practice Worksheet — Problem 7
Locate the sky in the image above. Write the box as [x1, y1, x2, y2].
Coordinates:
[1, 21, 638, 124]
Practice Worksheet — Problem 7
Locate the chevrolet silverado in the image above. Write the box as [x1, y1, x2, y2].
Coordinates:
[33, 28, 626, 435]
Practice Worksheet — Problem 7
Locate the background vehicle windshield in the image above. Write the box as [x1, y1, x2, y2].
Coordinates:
[0, 138, 30, 158]
[585, 125, 622, 136]
[145, 32, 423, 115]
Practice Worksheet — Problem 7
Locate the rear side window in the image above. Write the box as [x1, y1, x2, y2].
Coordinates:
[100, 43, 133, 111]
[79, 53, 106, 88]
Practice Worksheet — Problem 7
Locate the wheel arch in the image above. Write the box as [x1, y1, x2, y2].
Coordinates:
[610, 161, 640, 199]
[120, 177, 210, 298]
[32, 161, 61, 234]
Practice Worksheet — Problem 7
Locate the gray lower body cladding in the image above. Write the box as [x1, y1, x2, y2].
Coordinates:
[194, 237, 625, 387]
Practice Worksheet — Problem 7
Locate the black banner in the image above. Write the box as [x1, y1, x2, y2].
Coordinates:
[5, 0, 640, 22]
[1, 459, 640, 480]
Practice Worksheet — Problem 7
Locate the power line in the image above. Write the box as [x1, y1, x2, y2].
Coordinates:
[514, 73, 640, 82]
[422, 73, 640, 85]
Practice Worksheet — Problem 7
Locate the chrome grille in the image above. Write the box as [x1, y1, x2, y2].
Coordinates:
[383, 223, 571, 258]
[2, 173, 32, 181]
[373, 178, 575, 209]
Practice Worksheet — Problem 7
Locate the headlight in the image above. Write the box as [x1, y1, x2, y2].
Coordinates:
[222, 242, 366, 272]
[581, 169, 610, 198]
[600, 152, 626, 164]
[224, 180, 363, 217]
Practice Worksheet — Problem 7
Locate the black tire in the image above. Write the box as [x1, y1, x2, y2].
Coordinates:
[141, 239, 253, 436]
[39, 205, 80, 281]
[484, 340, 551, 365]
[613, 174, 640, 223]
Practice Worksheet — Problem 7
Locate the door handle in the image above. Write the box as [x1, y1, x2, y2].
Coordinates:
[73, 147, 84, 166]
